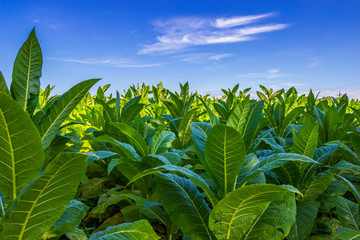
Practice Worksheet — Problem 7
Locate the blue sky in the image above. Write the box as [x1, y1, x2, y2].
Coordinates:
[1, 0, 360, 97]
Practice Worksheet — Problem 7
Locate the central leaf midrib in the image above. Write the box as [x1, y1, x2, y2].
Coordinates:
[19, 157, 78, 239]
[24, 37, 33, 112]
[171, 177, 212, 239]
[40, 86, 88, 144]
[0, 109, 16, 200]
[225, 190, 285, 239]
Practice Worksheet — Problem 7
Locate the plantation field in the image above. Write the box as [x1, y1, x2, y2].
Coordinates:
[1, 30, 360, 240]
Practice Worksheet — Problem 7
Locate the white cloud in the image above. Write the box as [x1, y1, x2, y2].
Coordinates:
[237, 69, 293, 79]
[214, 13, 275, 28]
[177, 53, 232, 63]
[139, 13, 289, 54]
[49, 57, 162, 68]
[208, 53, 232, 61]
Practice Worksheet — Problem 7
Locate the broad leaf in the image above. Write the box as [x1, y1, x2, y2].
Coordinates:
[190, 121, 212, 164]
[301, 173, 334, 202]
[127, 165, 218, 207]
[209, 184, 297, 240]
[88, 219, 160, 240]
[243, 101, 264, 149]
[280, 107, 304, 136]
[10, 28, 42, 114]
[331, 228, 360, 240]
[108, 122, 149, 156]
[0, 93, 44, 205]
[0, 152, 87, 240]
[177, 108, 197, 148]
[150, 130, 175, 154]
[0, 71, 10, 95]
[38, 78, 100, 149]
[205, 124, 246, 197]
[121, 97, 144, 124]
[239, 153, 317, 186]
[291, 121, 319, 159]
[242, 191, 296, 239]
[336, 196, 360, 231]
[226, 97, 250, 136]
[156, 173, 215, 240]
[91, 193, 147, 215]
[93, 135, 140, 160]
[288, 202, 320, 240]
[42, 200, 89, 239]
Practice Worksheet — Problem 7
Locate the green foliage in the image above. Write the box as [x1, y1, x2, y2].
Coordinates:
[0, 93, 44, 205]
[1, 28, 360, 239]
[10, 28, 42, 115]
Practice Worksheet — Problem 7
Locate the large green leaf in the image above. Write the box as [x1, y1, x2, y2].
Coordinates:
[38, 78, 100, 149]
[108, 122, 149, 156]
[0, 152, 87, 240]
[280, 107, 304, 136]
[336, 174, 360, 205]
[94, 98, 116, 123]
[291, 121, 319, 159]
[226, 97, 250, 136]
[302, 144, 340, 180]
[238, 153, 317, 187]
[150, 130, 175, 155]
[190, 121, 212, 164]
[127, 165, 218, 207]
[88, 219, 160, 240]
[301, 173, 334, 202]
[205, 124, 246, 197]
[242, 191, 296, 239]
[121, 97, 145, 124]
[0, 71, 10, 95]
[209, 184, 297, 240]
[10, 28, 42, 114]
[288, 202, 320, 240]
[236, 153, 265, 187]
[331, 228, 360, 240]
[177, 108, 197, 148]
[324, 107, 340, 141]
[243, 101, 264, 149]
[350, 133, 360, 159]
[42, 200, 89, 239]
[198, 96, 219, 126]
[91, 192, 147, 215]
[113, 158, 150, 195]
[0, 93, 44, 205]
[156, 173, 215, 240]
[93, 135, 140, 160]
[336, 196, 360, 231]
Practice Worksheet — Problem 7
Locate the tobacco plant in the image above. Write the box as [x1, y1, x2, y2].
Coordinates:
[1, 28, 360, 240]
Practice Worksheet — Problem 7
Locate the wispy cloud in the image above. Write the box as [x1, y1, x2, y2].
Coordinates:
[176, 53, 232, 63]
[215, 13, 275, 28]
[48, 24, 59, 31]
[49, 57, 162, 68]
[139, 12, 289, 54]
[308, 57, 321, 68]
[236, 69, 293, 79]
[208, 54, 232, 61]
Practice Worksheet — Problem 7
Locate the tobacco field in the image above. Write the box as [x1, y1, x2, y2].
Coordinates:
[1, 30, 360, 240]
